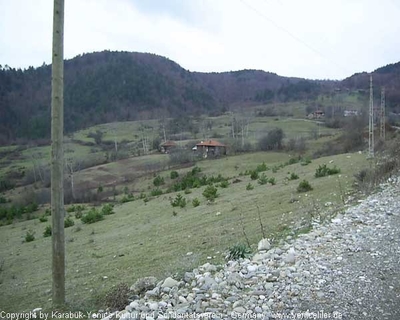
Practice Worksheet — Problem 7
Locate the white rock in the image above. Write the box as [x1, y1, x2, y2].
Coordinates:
[258, 239, 271, 251]
[253, 253, 269, 262]
[148, 302, 158, 311]
[178, 296, 187, 304]
[162, 277, 179, 288]
[233, 306, 246, 313]
[284, 248, 296, 264]
[247, 265, 258, 273]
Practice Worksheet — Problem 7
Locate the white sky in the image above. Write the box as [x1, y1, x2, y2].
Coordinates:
[0, 0, 399, 79]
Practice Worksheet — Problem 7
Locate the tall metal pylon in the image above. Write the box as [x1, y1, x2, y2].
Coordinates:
[380, 87, 385, 140]
[368, 75, 374, 158]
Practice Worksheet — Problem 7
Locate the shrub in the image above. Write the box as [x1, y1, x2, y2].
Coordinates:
[289, 172, 299, 180]
[192, 166, 202, 174]
[171, 194, 187, 208]
[256, 162, 268, 172]
[258, 173, 268, 185]
[219, 180, 229, 188]
[120, 193, 135, 203]
[207, 174, 227, 184]
[170, 171, 179, 179]
[25, 202, 39, 213]
[25, 230, 35, 242]
[66, 205, 76, 213]
[74, 204, 85, 216]
[97, 185, 103, 193]
[250, 171, 259, 180]
[246, 183, 254, 190]
[287, 158, 300, 166]
[192, 198, 200, 207]
[153, 175, 165, 187]
[139, 192, 147, 199]
[354, 169, 369, 184]
[297, 180, 313, 193]
[44, 208, 51, 216]
[226, 243, 252, 261]
[202, 185, 218, 201]
[74, 211, 83, 219]
[258, 128, 284, 151]
[39, 215, 48, 222]
[43, 225, 52, 237]
[315, 164, 341, 178]
[101, 204, 115, 215]
[150, 188, 163, 197]
[300, 157, 312, 166]
[268, 177, 276, 185]
[64, 217, 75, 228]
[103, 283, 130, 311]
[0, 196, 8, 204]
[81, 208, 104, 224]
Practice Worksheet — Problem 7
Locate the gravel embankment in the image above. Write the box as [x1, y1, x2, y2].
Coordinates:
[99, 177, 400, 320]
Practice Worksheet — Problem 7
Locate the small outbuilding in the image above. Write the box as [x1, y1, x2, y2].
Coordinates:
[307, 110, 325, 119]
[195, 140, 226, 157]
[160, 140, 177, 153]
[344, 110, 359, 117]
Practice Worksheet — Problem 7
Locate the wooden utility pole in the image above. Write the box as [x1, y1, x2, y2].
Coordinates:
[368, 75, 374, 158]
[51, 0, 65, 306]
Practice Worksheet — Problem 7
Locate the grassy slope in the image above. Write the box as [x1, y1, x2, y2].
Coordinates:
[72, 115, 337, 148]
[0, 114, 338, 179]
[0, 151, 368, 312]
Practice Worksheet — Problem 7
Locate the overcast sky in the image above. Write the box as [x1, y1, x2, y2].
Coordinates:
[0, 0, 399, 79]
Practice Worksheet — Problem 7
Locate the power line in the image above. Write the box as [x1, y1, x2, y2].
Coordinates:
[239, 0, 349, 76]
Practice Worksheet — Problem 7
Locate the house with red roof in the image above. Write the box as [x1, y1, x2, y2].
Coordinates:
[160, 140, 177, 153]
[193, 140, 226, 157]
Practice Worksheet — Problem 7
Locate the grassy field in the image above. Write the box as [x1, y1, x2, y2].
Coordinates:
[0, 150, 369, 313]
[0, 113, 339, 187]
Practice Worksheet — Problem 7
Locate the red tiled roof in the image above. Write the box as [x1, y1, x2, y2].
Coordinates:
[196, 140, 226, 147]
[160, 140, 177, 147]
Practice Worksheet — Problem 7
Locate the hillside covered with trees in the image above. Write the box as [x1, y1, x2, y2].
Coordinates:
[1, 50, 399, 143]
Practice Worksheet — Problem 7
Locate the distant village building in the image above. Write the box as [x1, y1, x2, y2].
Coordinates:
[344, 110, 359, 117]
[159, 140, 177, 153]
[307, 110, 325, 119]
[193, 140, 227, 157]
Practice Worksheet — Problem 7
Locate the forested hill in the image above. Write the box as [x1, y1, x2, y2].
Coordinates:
[0, 50, 399, 142]
[341, 61, 400, 107]
[0, 51, 333, 142]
